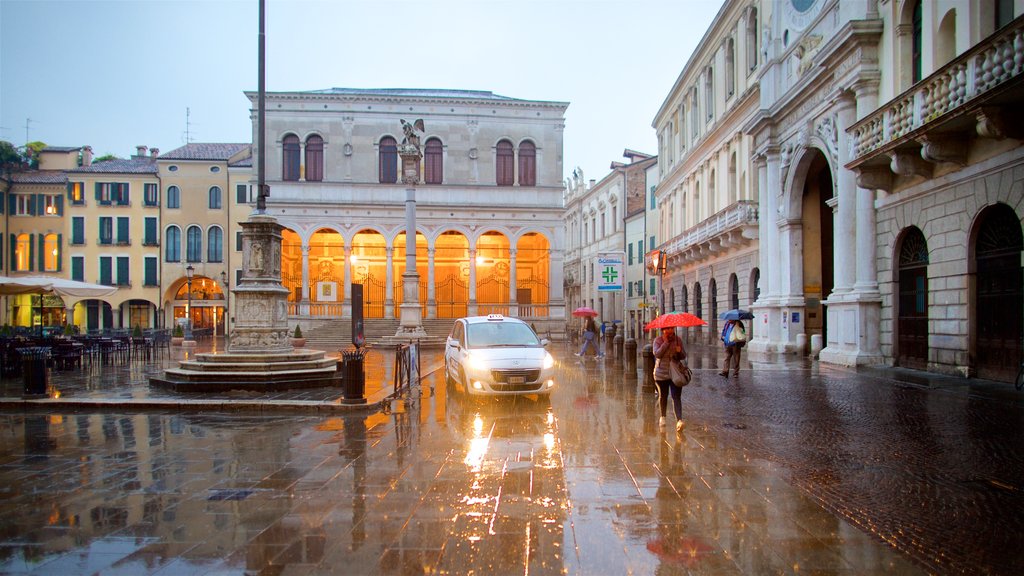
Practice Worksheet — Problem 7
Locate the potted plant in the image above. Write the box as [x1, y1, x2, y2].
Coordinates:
[171, 324, 184, 346]
[291, 325, 306, 348]
[132, 324, 143, 340]
[63, 324, 75, 337]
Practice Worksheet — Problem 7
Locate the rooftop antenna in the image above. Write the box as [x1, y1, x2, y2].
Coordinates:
[25, 118, 34, 144]
[184, 108, 194, 144]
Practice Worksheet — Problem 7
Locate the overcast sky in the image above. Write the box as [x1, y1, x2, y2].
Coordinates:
[1, 0, 722, 184]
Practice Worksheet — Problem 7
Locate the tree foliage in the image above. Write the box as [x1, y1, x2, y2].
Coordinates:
[93, 153, 119, 163]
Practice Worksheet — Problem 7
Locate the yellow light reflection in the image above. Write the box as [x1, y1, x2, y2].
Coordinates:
[543, 433, 555, 452]
[464, 437, 489, 471]
[473, 415, 483, 436]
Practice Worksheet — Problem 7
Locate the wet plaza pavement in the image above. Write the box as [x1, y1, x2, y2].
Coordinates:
[0, 341, 1022, 574]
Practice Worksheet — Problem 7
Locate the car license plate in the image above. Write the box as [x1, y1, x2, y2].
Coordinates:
[508, 376, 525, 384]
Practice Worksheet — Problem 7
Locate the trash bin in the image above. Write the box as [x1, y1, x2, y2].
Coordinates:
[19, 347, 50, 397]
[341, 349, 366, 405]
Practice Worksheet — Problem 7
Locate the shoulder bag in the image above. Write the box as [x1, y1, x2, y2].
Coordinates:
[669, 360, 692, 387]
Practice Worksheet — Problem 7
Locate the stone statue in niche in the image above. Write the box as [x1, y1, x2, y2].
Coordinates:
[400, 118, 425, 151]
[251, 242, 264, 271]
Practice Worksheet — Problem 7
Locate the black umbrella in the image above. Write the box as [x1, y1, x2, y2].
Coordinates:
[719, 309, 754, 321]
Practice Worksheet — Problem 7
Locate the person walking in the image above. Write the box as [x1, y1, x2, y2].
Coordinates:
[653, 326, 687, 431]
[719, 319, 746, 377]
[576, 317, 603, 357]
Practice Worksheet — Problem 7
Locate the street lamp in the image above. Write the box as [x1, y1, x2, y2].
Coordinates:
[220, 270, 229, 341]
[185, 264, 194, 340]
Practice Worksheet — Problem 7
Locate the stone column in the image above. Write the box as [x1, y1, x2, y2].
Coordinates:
[508, 248, 518, 317]
[343, 246, 353, 318]
[228, 213, 292, 353]
[384, 247, 394, 319]
[426, 247, 436, 319]
[300, 244, 311, 316]
[394, 138, 426, 340]
[834, 94, 858, 294]
[468, 248, 478, 316]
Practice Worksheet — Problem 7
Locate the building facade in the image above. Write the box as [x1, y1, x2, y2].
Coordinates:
[652, 0, 764, 345]
[743, 0, 1022, 381]
[247, 88, 569, 337]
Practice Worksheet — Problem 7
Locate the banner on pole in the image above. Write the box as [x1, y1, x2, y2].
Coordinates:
[597, 252, 624, 292]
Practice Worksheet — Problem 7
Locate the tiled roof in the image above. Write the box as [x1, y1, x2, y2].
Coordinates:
[306, 88, 518, 101]
[11, 170, 68, 185]
[229, 155, 253, 168]
[41, 146, 81, 153]
[69, 157, 158, 174]
[160, 143, 250, 161]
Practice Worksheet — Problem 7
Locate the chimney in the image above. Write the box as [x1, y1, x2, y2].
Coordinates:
[150, 148, 159, 157]
[82, 146, 93, 167]
[589, 179, 596, 189]
[136, 145, 148, 158]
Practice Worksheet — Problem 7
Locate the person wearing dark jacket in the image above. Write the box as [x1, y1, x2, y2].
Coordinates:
[719, 319, 745, 377]
[653, 327, 687, 431]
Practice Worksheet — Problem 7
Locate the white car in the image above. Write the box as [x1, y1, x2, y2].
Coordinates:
[444, 315, 556, 396]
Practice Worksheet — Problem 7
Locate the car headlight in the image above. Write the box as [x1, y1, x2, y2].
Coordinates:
[543, 352, 555, 369]
[466, 352, 488, 371]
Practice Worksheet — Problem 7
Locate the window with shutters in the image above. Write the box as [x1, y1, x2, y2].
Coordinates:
[99, 217, 113, 245]
[14, 195, 31, 215]
[518, 141, 536, 186]
[44, 234, 59, 271]
[207, 227, 223, 262]
[496, 140, 514, 186]
[379, 136, 398, 183]
[236, 184, 249, 204]
[305, 135, 324, 181]
[209, 186, 222, 209]
[165, 226, 181, 262]
[99, 256, 113, 286]
[186, 225, 202, 262]
[116, 256, 130, 286]
[144, 217, 158, 246]
[166, 185, 180, 208]
[14, 234, 30, 271]
[68, 182, 85, 205]
[235, 231, 242, 252]
[144, 183, 159, 206]
[43, 195, 60, 215]
[116, 217, 130, 245]
[72, 217, 85, 245]
[144, 257, 158, 287]
[71, 256, 84, 282]
[283, 134, 300, 181]
[424, 138, 443, 184]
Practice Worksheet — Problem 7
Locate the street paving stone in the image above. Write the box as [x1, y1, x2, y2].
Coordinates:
[0, 340, 1020, 574]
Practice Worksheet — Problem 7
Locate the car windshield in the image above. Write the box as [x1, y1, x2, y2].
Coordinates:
[466, 322, 540, 348]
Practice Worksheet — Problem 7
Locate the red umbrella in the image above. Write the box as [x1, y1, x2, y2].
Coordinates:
[644, 312, 707, 331]
[572, 307, 599, 318]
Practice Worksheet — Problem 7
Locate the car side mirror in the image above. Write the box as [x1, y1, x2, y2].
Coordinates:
[540, 338, 550, 347]
[446, 336, 458, 348]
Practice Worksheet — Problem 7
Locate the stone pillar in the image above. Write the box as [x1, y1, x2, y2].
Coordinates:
[508, 248, 518, 317]
[834, 94, 858, 294]
[343, 246, 353, 318]
[426, 247, 436, 319]
[394, 140, 426, 340]
[228, 213, 292, 353]
[468, 248, 478, 316]
[384, 247, 394, 319]
[300, 244, 311, 316]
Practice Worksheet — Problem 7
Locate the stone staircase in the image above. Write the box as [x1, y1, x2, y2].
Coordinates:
[304, 317, 455, 350]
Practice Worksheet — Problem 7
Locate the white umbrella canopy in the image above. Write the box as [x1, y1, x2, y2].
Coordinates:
[0, 276, 117, 299]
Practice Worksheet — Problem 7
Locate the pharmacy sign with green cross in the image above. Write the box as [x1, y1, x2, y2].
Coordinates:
[597, 252, 624, 292]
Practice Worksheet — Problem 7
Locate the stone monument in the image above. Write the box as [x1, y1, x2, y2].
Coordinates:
[391, 119, 429, 342]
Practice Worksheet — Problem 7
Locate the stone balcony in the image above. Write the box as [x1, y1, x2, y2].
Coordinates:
[847, 15, 1024, 189]
[662, 200, 759, 268]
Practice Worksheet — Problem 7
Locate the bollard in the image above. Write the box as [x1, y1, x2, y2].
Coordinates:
[624, 338, 637, 375]
[341, 349, 367, 405]
[605, 325, 616, 358]
[19, 347, 50, 398]
[642, 343, 655, 388]
[613, 333, 623, 363]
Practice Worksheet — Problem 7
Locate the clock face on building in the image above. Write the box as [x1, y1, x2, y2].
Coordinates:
[791, 0, 816, 13]
[784, 0, 822, 31]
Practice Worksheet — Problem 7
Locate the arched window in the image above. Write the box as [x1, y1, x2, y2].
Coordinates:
[14, 233, 30, 271]
[207, 227, 223, 263]
[165, 226, 181, 262]
[912, 0, 923, 83]
[936, 9, 956, 70]
[424, 137, 443, 184]
[496, 140, 514, 186]
[518, 141, 536, 186]
[726, 38, 736, 97]
[379, 136, 398, 184]
[710, 278, 719, 323]
[747, 8, 758, 71]
[166, 185, 180, 209]
[44, 234, 59, 272]
[750, 268, 761, 303]
[186, 225, 202, 263]
[705, 66, 715, 121]
[669, 287, 676, 311]
[681, 285, 689, 313]
[208, 186, 222, 209]
[305, 134, 324, 182]
[694, 283, 703, 319]
[282, 134, 300, 181]
[729, 273, 739, 310]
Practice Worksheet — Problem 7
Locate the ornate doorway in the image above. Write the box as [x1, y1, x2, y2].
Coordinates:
[896, 227, 929, 369]
[973, 204, 1023, 381]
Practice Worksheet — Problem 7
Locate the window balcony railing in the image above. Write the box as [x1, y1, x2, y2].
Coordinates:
[661, 200, 759, 267]
[849, 15, 1024, 165]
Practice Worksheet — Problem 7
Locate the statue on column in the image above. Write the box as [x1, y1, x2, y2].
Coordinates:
[400, 119, 425, 151]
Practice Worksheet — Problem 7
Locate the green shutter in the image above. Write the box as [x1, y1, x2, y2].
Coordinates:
[0, 235, 3, 269]
[7, 193, 15, 214]
[29, 233, 36, 271]
[56, 234, 62, 272]
[0, 191, 4, 214]
[95, 182, 101, 201]
[56, 195, 63, 216]
[8, 234, 14, 270]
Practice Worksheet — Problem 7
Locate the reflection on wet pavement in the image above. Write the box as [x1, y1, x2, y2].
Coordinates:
[0, 344, 1021, 574]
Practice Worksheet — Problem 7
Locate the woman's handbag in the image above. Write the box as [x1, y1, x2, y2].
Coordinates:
[669, 360, 692, 387]
[729, 324, 747, 344]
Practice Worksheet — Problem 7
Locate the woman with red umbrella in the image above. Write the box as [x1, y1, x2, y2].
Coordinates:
[575, 316, 603, 358]
[653, 326, 687, 431]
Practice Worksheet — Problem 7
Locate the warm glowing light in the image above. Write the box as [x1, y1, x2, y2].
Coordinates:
[349, 254, 358, 264]
[51, 248, 58, 257]
[543, 433, 555, 451]
[45, 206, 56, 214]
[547, 412, 554, 425]
[473, 415, 483, 435]
[464, 437, 489, 471]
[475, 255, 485, 266]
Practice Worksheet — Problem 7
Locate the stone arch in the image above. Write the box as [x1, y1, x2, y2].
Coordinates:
[516, 232, 550, 315]
[435, 229, 470, 318]
[475, 230, 512, 315]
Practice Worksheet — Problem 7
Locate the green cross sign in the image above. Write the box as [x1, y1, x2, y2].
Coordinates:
[602, 267, 619, 283]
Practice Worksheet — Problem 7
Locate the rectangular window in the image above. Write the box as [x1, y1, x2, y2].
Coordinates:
[144, 217, 157, 245]
[99, 217, 113, 245]
[68, 182, 85, 205]
[71, 256, 84, 282]
[144, 257, 158, 286]
[144, 183, 159, 206]
[115, 183, 129, 205]
[116, 217, 130, 245]
[72, 217, 85, 245]
[236, 184, 248, 204]
[628, 282, 633, 297]
[650, 186, 656, 210]
[638, 240, 644, 259]
[650, 278, 656, 296]
[43, 195, 60, 215]
[628, 244, 633, 265]
[650, 235, 655, 249]
[116, 256, 130, 286]
[15, 195, 31, 215]
[97, 183, 112, 205]
[235, 231, 242, 251]
[99, 256, 112, 285]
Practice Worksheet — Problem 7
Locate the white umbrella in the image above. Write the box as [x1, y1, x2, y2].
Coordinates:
[0, 276, 117, 298]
